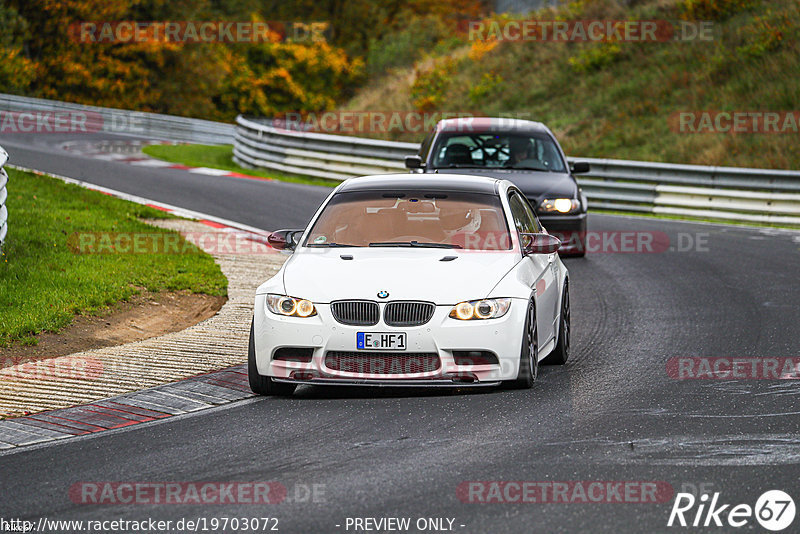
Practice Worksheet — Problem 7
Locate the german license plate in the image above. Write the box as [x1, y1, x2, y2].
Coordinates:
[357, 332, 407, 350]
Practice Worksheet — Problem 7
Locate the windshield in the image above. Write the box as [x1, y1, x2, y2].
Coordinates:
[304, 190, 512, 250]
[431, 133, 567, 172]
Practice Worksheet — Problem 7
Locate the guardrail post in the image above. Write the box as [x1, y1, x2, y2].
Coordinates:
[0, 145, 8, 251]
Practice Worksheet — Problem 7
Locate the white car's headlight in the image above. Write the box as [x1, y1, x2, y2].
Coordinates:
[266, 294, 317, 318]
[539, 198, 579, 214]
[449, 298, 511, 320]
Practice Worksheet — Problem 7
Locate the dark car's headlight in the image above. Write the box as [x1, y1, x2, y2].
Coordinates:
[449, 298, 511, 320]
[539, 198, 580, 214]
[266, 294, 317, 317]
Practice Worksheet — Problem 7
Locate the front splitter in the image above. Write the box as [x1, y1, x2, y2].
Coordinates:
[273, 378, 502, 388]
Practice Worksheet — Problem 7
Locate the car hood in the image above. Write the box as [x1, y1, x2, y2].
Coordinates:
[434, 168, 578, 203]
[282, 248, 520, 304]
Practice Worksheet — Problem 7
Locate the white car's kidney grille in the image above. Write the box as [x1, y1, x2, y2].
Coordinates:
[330, 300, 380, 326]
[384, 301, 435, 327]
[325, 352, 440, 374]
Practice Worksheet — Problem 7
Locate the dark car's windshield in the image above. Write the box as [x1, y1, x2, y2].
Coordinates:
[430, 133, 567, 173]
[304, 190, 512, 250]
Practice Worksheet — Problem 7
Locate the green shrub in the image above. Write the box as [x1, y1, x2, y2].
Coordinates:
[367, 15, 456, 77]
[468, 72, 504, 106]
[568, 42, 623, 72]
[410, 59, 457, 111]
[681, 0, 759, 20]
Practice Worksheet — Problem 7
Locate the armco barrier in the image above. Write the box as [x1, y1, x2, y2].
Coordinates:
[234, 116, 800, 226]
[233, 116, 416, 180]
[0, 93, 234, 145]
[0, 146, 8, 249]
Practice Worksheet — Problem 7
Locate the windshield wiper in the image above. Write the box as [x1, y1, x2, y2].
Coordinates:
[435, 164, 487, 169]
[505, 165, 556, 172]
[307, 242, 357, 247]
[369, 241, 462, 249]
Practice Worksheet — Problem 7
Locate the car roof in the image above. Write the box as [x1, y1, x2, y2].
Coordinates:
[338, 173, 502, 194]
[436, 117, 550, 135]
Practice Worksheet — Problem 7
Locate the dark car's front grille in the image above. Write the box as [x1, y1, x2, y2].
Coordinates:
[324, 352, 440, 375]
[384, 301, 435, 327]
[330, 300, 380, 326]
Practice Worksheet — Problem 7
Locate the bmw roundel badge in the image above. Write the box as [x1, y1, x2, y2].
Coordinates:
[377, 290, 389, 299]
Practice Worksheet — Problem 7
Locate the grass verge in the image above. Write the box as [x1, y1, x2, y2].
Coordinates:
[0, 168, 227, 347]
[142, 144, 339, 188]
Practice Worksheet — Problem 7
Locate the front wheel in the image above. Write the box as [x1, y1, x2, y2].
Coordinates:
[248, 319, 296, 396]
[543, 282, 570, 365]
[510, 300, 538, 389]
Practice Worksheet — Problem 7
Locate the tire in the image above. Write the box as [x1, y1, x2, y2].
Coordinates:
[510, 300, 538, 389]
[248, 319, 296, 396]
[543, 282, 570, 365]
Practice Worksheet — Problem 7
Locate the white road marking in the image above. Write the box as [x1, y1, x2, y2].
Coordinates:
[188, 167, 232, 176]
[128, 159, 175, 167]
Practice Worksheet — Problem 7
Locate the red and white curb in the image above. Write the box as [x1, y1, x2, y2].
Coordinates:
[60, 139, 270, 181]
[0, 365, 252, 449]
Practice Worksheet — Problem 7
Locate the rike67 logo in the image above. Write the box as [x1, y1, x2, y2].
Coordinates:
[668, 490, 795, 531]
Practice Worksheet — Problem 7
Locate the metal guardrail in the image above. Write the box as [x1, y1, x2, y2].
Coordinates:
[0, 93, 235, 145]
[234, 116, 415, 180]
[234, 115, 800, 226]
[0, 146, 8, 250]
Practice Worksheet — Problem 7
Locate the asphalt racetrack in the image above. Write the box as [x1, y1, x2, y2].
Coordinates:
[1, 133, 799, 533]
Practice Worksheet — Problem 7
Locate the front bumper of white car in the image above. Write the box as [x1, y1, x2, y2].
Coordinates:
[252, 295, 529, 386]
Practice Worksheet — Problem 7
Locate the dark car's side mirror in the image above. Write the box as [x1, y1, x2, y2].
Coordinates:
[571, 161, 590, 174]
[268, 229, 304, 251]
[520, 233, 562, 255]
[405, 155, 425, 170]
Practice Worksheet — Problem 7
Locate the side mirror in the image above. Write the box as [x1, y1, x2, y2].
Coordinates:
[268, 229, 303, 251]
[405, 155, 425, 170]
[571, 161, 590, 174]
[520, 233, 562, 255]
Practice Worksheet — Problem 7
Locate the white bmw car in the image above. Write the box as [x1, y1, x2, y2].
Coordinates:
[249, 174, 570, 395]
